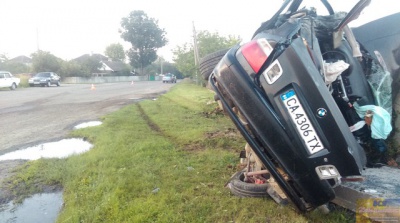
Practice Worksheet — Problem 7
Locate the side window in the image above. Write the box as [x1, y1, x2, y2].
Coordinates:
[4, 73, 11, 78]
[0, 73, 4, 79]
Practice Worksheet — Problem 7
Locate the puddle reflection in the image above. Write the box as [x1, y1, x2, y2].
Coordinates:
[0, 192, 63, 223]
[0, 138, 93, 161]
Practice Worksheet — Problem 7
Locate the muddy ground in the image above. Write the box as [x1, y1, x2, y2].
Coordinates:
[0, 160, 27, 204]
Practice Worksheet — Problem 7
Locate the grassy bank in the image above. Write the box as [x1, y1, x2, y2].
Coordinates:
[6, 80, 353, 222]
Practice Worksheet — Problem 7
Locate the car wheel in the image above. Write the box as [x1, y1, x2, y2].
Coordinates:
[56, 81, 60, 86]
[227, 170, 289, 205]
[199, 48, 230, 81]
[47, 81, 51, 87]
[227, 171, 270, 198]
[10, 83, 17, 90]
[29, 84, 34, 87]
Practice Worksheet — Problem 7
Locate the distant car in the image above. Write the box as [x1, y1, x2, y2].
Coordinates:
[29, 72, 61, 87]
[0, 71, 20, 90]
[162, 73, 176, 83]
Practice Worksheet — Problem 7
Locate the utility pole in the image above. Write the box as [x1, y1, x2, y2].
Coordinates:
[192, 21, 200, 84]
[193, 22, 200, 66]
[160, 57, 163, 75]
[36, 27, 40, 51]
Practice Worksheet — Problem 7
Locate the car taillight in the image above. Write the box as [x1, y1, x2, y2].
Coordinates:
[240, 38, 283, 84]
[241, 39, 273, 73]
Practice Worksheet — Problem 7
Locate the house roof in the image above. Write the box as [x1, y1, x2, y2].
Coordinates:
[73, 53, 108, 63]
[9, 55, 32, 63]
[102, 61, 127, 72]
[73, 54, 127, 72]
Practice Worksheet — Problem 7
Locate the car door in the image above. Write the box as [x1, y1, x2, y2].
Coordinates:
[0, 72, 11, 88]
[50, 73, 55, 84]
[0, 73, 5, 87]
[52, 73, 60, 83]
[54, 73, 60, 82]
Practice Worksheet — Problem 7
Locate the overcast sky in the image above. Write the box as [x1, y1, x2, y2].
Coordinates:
[1, 0, 397, 62]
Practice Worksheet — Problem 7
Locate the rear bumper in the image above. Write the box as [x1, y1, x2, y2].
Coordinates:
[211, 41, 366, 209]
[162, 78, 175, 82]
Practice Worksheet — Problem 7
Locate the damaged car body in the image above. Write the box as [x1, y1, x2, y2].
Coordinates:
[204, 0, 399, 212]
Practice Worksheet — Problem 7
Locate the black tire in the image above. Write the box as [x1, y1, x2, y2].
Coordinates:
[56, 81, 60, 86]
[10, 83, 17, 90]
[47, 81, 51, 87]
[227, 171, 269, 198]
[199, 48, 230, 81]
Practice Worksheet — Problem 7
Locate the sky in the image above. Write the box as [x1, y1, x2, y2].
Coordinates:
[1, 0, 398, 62]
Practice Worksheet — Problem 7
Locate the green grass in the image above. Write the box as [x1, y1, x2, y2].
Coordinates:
[5, 80, 354, 222]
[17, 74, 30, 88]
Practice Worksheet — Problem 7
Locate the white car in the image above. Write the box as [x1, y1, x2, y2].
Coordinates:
[0, 71, 20, 90]
[162, 73, 177, 83]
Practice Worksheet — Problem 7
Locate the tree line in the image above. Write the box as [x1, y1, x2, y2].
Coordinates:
[0, 10, 240, 80]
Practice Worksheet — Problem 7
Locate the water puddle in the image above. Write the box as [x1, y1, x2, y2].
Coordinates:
[0, 138, 93, 161]
[0, 121, 99, 222]
[0, 191, 63, 223]
[73, 121, 102, 129]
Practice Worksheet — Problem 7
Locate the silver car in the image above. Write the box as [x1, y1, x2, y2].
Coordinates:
[29, 72, 61, 87]
[162, 73, 176, 83]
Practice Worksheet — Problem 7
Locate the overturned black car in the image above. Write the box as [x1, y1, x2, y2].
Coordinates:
[201, 0, 399, 212]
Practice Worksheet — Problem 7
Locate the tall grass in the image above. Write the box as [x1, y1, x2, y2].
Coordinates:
[15, 73, 31, 88]
[5, 80, 353, 222]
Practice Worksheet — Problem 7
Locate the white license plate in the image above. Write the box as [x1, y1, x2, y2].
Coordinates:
[281, 90, 324, 154]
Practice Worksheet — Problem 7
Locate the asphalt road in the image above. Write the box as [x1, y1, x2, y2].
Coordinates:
[0, 81, 175, 154]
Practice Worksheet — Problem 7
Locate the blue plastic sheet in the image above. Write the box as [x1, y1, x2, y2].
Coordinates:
[353, 103, 392, 140]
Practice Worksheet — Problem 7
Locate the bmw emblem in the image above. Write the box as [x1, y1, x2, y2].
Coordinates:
[317, 108, 327, 117]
